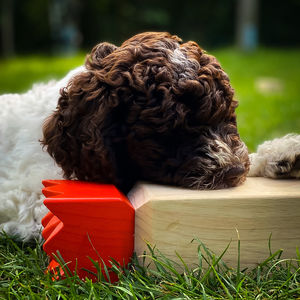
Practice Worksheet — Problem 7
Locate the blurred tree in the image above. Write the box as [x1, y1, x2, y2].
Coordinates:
[1, 0, 15, 57]
[49, 0, 82, 54]
[0, 0, 299, 57]
[14, 0, 52, 54]
[259, 0, 300, 46]
[236, 0, 259, 51]
[78, 0, 236, 50]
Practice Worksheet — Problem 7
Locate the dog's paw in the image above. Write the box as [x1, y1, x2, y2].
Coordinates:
[267, 155, 300, 179]
[248, 134, 300, 179]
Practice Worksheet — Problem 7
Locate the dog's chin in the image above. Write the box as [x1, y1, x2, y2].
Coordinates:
[181, 170, 248, 190]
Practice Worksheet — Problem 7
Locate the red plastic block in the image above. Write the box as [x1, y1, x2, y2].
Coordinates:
[41, 180, 135, 282]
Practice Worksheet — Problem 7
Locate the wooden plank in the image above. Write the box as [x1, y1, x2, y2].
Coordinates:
[129, 178, 300, 269]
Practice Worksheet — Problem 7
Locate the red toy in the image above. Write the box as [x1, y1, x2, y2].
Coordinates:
[41, 180, 135, 282]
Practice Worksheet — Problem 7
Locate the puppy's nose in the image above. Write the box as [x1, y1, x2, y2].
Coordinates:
[224, 166, 246, 179]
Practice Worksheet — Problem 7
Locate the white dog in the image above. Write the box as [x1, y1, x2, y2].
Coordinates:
[0, 67, 84, 240]
[0, 66, 299, 241]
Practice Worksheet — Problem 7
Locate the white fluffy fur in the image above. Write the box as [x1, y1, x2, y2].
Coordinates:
[248, 134, 300, 178]
[0, 66, 84, 240]
[0, 67, 299, 241]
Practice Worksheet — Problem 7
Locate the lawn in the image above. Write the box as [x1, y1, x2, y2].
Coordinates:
[213, 48, 300, 151]
[0, 234, 299, 299]
[0, 49, 300, 298]
[1, 48, 300, 151]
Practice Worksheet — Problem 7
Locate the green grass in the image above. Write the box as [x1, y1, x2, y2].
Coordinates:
[0, 48, 299, 151]
[0, 54, 85, 94]
[0, 234, 299, 299]
[212, 48, 300, 151]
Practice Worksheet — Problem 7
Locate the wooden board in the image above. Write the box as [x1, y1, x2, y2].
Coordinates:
[128, 178, 300, 269]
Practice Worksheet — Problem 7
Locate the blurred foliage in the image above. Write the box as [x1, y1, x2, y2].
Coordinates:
[259, 0, 300, 46]
[77, 0, 236, 49]
[14, 0, 51, 53]
[1, 0, 299, 56]
[1, 48, 299, 151]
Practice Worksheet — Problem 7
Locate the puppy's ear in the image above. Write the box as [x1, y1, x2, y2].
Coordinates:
[86, 42, 118, 69]
[41, 65, 131, 190]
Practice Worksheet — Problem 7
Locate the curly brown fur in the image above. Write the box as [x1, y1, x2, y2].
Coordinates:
[42, 32, 249, 193]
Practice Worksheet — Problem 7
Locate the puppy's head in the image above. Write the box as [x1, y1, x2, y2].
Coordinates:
[42, 32, 249, 193]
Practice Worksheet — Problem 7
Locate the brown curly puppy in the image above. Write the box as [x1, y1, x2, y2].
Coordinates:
[42, 32, 250, 193]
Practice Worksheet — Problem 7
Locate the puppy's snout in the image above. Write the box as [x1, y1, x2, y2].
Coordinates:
[224, 165, 246, 180]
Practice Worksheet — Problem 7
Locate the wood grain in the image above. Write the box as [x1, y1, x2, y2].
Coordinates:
[129, 178, 300, 269]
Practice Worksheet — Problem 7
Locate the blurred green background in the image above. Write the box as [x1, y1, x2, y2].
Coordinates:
[0, 0, 299, 151]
